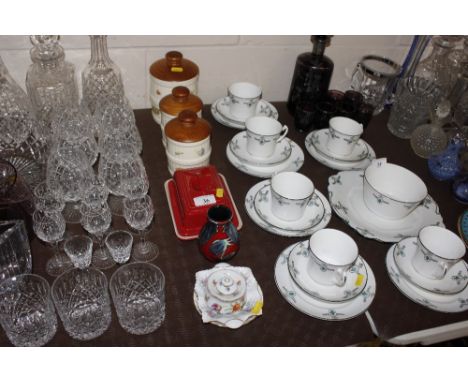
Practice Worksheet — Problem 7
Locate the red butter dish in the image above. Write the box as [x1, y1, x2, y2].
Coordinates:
[164, 165, 243, 240]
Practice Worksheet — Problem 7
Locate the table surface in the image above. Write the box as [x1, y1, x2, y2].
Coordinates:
[1, 103, 466, 347]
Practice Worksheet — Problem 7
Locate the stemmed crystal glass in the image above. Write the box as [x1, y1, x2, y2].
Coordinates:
[82, 176, 109, 208]
[98, 141, 146, 215]
[80, 202, 115, 269]
[50, 106, 98, 166]
[32, 208, 72, 277]
[46, 145, 94, 223]
[123, 195, 159, 262]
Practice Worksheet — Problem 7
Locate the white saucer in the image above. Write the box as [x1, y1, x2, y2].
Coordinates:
[211, 97, 279, 129]
[306, 129, 369, 162]
[305, 131, 376, 170]
[386, 245, 468, 313]
[229, 131, 292, 167]
[245, 180, 332, 237]
[328, 170, 444, 242]
[394, 237, 468, 295]
[227, 139, 304, 178]
[287, 240, 368, 302]
[275, 242, 376, 321]
[254, 184, 325, 231]
[193, 263, 263, 329]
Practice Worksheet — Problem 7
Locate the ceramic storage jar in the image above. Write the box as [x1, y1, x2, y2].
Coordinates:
[164, 110, 211, 175]
[159, 86, 203, 146]
[149, 51, 199, 125]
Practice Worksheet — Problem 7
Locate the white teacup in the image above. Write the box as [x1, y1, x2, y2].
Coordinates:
[307, 229, 359, 287]
[412, 226, 466, 280]
[326, 116, 363, 157]
[245, 116, 289, 158]
[228, 82, 262, 120]
[270, 172, 314, 221]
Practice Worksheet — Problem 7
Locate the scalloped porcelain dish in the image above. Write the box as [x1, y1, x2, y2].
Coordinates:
[194, 263, 263, 329]
[274, 242, 376, 321]
[245, 180, 332, 237]
[328, 170, 444, 242]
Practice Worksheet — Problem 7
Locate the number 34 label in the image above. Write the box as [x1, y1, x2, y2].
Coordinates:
[193, 194, 216, 207]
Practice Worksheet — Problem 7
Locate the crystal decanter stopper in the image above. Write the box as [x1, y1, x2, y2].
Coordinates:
[25, 35, 79, 143]
[82, 35, 125, 115]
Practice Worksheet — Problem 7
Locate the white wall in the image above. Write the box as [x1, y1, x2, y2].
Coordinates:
[0, 35, 413, 109]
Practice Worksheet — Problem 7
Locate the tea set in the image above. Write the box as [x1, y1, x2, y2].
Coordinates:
[244, 172, 332, 237]
[305, 116, 376, 170]
[220, 87, 304, 177]
[164, 78, 465, 328]
[274, 230, 376, 321]
[328, 160, 444, 242]
[386, 226, 468, 313]
[211, 82, 279, 129]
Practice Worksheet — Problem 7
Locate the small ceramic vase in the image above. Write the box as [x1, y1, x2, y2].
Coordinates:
[198, 205, 240, 262]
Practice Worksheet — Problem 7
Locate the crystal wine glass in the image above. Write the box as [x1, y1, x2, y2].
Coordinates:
[98, 141, 144, 215]
[32, 208, 72, 277]
[123, 195, 159, 262]
[46, 145, 94, 223]
[80, 202, 115, 269]
[50, 106, 98, 166]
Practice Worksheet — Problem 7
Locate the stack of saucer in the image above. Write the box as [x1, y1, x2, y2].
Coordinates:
[328, 160, 444, 242]
[227, 131, 304, 178]
[386, 226, 468, 313]
[245, 172, 331, 237]
[211, 82, 278, 129]
[274, 230, 376, 321]
[305, 117, 376, 170]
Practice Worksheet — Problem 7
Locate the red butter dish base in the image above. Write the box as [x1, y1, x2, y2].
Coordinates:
[164, 166, 243, 240]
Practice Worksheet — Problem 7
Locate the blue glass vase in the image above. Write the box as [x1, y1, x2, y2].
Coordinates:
[428, 139, 465, 181]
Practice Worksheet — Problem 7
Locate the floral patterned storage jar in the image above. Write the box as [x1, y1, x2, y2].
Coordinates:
[164, 110, 211, 174]
[149, 51, 199, 125]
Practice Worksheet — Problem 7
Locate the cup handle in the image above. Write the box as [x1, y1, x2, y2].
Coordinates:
[436, 260, 449, 280]
[276, 125, 289, 143]
[334, 267, 347, 287]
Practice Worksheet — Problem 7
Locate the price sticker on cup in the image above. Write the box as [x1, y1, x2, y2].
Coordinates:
[193, 194, 216, 207]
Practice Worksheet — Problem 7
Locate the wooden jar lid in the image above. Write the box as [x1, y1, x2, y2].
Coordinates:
[160, 86, 203, 116]
[149, 51, 199, 82]
[164, 110, 211, 143]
